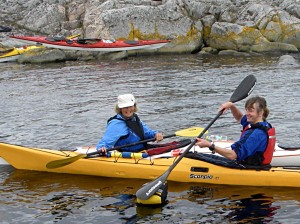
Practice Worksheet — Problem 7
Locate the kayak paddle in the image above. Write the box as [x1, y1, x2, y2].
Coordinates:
[136, 74, 257, 200]
[46, 126, 205, 169]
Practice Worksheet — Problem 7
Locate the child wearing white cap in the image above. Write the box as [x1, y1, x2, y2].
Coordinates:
[96, 94, 163, 153]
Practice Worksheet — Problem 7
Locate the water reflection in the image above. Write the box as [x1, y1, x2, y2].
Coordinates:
[191, 187, 278, 222]
[48, 193, 89, 221]
[1, 169, 157, 223]
[184, 184, 300, 223]
[229, 193, 279, 223]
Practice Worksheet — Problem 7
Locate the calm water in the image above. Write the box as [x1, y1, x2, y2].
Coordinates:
[0, 53, 300, 223]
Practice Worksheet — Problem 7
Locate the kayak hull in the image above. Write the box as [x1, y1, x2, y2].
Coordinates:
[1, 142, 300, 188]
[9, 36, 171, 52]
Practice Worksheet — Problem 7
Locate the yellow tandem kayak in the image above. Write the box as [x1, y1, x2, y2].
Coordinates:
[0, 141, 300, 188]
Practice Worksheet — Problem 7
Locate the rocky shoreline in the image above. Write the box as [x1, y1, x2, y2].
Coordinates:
[1, 0, 300, 63]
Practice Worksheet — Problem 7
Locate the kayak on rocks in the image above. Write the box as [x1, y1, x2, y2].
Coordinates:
[1, 140, 300, 188]
[9, 35, 171, 52]
[0, 46, 43, 62]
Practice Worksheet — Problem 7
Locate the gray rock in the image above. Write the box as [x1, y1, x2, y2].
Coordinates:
[207, 22, 268, 51]
[18, 48, 66, 63]
[200, 47, 218, 54]
[251, 42, 299, 53]
[218, 49, 251, 56]
[96, 51, 129, 60]
[277, 55, 299, 66]
[1, 0, 300, 61]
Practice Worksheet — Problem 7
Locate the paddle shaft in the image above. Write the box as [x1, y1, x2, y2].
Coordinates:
[84, 134, 176, 158]
[166, 111, 222, 171]
[46, 126, 205, 169]
[46, 133, 176, 169]
[136, 111, 222, 199]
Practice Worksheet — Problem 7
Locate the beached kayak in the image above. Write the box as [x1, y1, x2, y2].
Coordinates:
[0, 141, 300, 188]
[9, 35, 171, 52]
[0, 46, 43, 62]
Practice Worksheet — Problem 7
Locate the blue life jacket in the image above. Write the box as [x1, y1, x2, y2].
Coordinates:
[107, 114, 146, 151]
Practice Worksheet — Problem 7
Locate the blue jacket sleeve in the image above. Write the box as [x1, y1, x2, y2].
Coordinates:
[96, 119, 128, 150]
[140, 119, 158, 139]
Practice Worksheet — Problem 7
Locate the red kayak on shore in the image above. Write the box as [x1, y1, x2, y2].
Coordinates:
[10, 35, 171, 52]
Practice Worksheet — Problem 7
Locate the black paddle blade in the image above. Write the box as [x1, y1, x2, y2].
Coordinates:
[230, 75, 256, 103]
[136, 171, 169, 200]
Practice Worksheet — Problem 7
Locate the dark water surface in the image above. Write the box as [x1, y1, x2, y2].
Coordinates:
[0, 54, 300, 223]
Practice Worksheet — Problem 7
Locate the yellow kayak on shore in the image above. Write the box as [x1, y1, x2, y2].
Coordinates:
[0, 45, 42, 62]
[0, 141, 300, 188]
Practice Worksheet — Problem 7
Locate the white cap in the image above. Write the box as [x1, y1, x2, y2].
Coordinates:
[117, 94, 136, 108]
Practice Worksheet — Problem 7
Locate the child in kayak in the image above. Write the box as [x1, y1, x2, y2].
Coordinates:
[96, 94, 163, 153]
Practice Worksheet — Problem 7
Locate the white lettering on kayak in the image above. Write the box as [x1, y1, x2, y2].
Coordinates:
[146, 180, 162, 196]
[190, 174, 213, 179]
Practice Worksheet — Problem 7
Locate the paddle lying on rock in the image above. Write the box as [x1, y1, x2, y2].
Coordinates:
[46, 126, 205, 169]
[136, 74, 257, 200]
